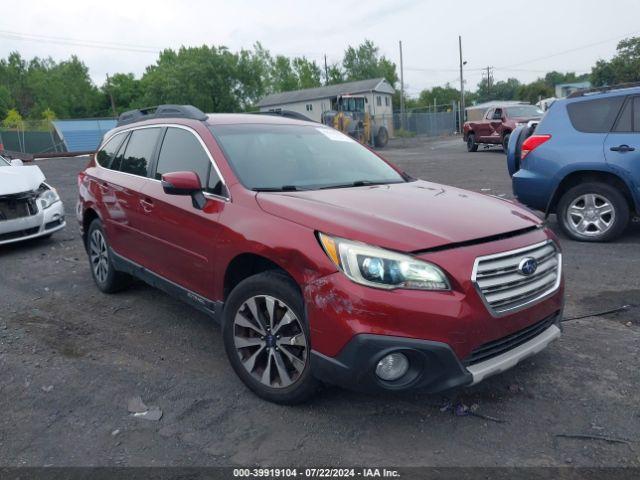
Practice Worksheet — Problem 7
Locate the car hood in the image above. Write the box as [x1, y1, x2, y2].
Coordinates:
[256, 180, 542, 252]
[0, 165, 46, 196]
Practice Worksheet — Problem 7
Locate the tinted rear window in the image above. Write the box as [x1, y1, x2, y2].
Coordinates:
[116, 128, 161, 177]
[567, 96, 625, 133]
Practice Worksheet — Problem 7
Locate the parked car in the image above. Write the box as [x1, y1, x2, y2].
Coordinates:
[508, 84, 640, 242]
[0, 155, 65, 245]
[464, 104, 544, 152]
[78, 105, 564, 404]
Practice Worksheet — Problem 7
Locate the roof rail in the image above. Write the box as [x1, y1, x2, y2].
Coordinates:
[116, 105, 208, 126]
[567, 81, 640, 99]
[252, 110, 315, 122]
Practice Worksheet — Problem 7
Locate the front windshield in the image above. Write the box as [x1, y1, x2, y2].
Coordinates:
[506, 106, 544, 118]
[209, 124, 405, 191]
[0, 156, 10, 166]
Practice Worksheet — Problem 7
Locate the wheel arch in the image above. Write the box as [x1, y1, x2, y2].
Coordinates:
[546, 169, 637, 215]
[81, 207, 101, 248]
[223, 253, 299, 301]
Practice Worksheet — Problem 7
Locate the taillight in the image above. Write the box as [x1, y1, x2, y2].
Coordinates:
[521, 134, 551, 160]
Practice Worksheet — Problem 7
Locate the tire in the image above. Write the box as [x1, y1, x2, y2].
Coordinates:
[557, 182, 630, 242]
[502, 133, 511, 152]
[223, 271, 319, 404]
[467, 133, 478, 152]
[86, 219, 131, 293]
[374, 127, 389, 148]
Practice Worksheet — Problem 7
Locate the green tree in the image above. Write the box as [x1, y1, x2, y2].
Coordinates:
[103, 73, 142, 113]
[3, 108, 24, 129]
[342, 40, 398, 86]
[517, 80, 554, 104]
[417, 84, 460, 109]
[591, 36, 640, 86]
[292, 57, 322, 89]
[270, 56, 300, 92]
[140, 46, 243, 112]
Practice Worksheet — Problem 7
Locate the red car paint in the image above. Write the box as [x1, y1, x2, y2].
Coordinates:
[77, 114, 563, 385]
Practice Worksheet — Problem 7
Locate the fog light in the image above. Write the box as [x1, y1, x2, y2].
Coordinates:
[375, 353, 409, 381]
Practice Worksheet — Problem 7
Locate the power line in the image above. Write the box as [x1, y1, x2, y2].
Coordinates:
[0, 30, 162, 54]
[497, 30, 640, 69]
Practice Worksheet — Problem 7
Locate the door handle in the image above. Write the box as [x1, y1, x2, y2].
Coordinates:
[610, 144, 635, 152]
[139, 197, 154, 213]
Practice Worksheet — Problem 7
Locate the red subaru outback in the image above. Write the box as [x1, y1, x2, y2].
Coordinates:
[77, 105, 564, 404]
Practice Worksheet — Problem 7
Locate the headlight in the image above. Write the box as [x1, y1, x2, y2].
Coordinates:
[37, 184, 60, 209]
[318, 233, 450, 291]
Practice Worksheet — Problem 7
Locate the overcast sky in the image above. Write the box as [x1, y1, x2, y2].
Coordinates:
[5, 0, 640, 96]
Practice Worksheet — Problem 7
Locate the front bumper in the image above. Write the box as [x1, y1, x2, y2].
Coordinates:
[0, 200, 66, 245]
[311, 312, 562, 393]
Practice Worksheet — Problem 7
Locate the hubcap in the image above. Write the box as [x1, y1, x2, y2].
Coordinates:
[566, 193, 615, 237]
[89, 229, 109, 283]
[233, 295, 308, 389]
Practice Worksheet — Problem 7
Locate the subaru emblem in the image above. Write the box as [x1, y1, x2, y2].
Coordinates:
[518, 257, 538, 276]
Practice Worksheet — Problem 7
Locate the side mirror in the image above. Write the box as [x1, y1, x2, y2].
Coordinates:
[10, 159, 24, 167]
[161, 171, 206, 210]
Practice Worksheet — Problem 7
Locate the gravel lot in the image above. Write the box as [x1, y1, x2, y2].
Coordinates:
[1, 136, 639, 467]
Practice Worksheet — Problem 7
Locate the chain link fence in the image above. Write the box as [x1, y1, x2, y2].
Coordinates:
[0, 120, 66, 155]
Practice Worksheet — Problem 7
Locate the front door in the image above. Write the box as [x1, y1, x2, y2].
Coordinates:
[604, 96, 640, 200]
[139, 126, 226, 299]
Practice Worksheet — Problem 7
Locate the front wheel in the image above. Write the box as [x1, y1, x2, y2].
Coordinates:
[374, 127, 389, 148]
[557, 182, 629, 242]
[467, 133, 478, 152]
[222, 271, 319, 404]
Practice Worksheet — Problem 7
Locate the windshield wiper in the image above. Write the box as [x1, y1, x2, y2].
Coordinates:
[252, 185, 304, 192]
[319, 180, 397, 190]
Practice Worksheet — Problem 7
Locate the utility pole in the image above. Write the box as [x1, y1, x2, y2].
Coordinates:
[458, 36, 465, 129]
[399, 40, 405, 129]
[486, 66, 492, 97]
[324, 54, 329, 86]
[106, 73, 117, 118]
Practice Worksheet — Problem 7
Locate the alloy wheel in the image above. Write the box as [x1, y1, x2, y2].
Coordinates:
[233, 295, 308, 389]
[89, 229, 109, 284]
[566, 193, 615, 237]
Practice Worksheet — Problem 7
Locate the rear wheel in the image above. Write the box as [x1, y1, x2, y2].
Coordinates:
[467, 133, 478, 152]
[223, 271, 319, 404]
[502, 133, 511, 152]
[557, 182, 629, 242]
[86, 219, 131, 293]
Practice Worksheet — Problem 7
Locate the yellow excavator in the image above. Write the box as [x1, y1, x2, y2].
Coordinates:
[321, 95, 388, 148]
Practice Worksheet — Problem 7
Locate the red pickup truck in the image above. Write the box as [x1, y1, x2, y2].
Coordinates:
[463, 104, 544, 152]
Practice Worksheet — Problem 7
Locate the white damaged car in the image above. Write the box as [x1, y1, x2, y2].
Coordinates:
[0, 155, 65, 245]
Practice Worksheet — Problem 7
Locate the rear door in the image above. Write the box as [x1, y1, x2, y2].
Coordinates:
[139, 126, 226, 298]
[106, 126, 163, 266]
[605, 96, 640, 196]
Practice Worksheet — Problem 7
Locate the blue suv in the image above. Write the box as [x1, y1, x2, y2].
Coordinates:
[508, 84, 640, 242]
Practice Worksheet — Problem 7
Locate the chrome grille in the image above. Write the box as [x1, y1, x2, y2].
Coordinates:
[472, 241, 561, 316]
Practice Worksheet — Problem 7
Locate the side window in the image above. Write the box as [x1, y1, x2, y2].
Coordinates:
[614, 98, 632, 132]
[96, 132, 126, 168]
[493, 108, 503, 120]
[207, 167, 223, 196]
[117, 128, 161, 177]
[155, 128, 211, 188]
[485, 109, 494, 120]
[376, 96, 382, 106]
[385, 96, 390, 106]
[567, 96, 626, 133]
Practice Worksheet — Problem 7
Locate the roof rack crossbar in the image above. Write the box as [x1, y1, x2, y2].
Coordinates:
[567, 81, 640, 98]
[116, 104, 208, 126]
